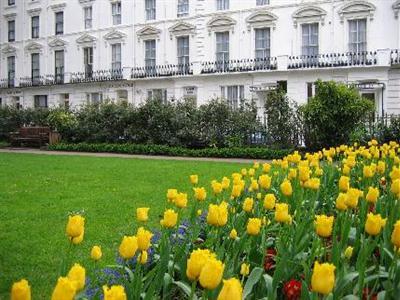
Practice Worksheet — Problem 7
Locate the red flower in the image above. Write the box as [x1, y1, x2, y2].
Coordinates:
[362, 288, 377, 300]
[368, 204, 375, 213]
[264, 248, 277, 271]
[283, 279, 302, 300]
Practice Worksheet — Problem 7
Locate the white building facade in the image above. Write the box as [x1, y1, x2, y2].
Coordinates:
[1, 0, 400, 116]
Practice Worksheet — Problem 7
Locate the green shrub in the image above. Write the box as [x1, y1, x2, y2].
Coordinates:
[48, 142, 292, 159]
[301, 80, 374, 149]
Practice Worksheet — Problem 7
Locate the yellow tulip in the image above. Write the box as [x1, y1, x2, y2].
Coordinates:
[139, 250, 148, 264]
[344, 246, 353, 259]
[136, 227, 153, 251]
[51, 277, 77, 300]
[71, 230, 84, 245]
[298, 166, 310, 182]
[275, 203, 291, 223]
[175, 192, 188, 208]
[103, 285, 127, 300]
[193, 187, 207, 201]
[240, 263, 250, 276]
[263, 194, 276, 210]
[118, 236, 138, 259]
[339, 176, 350, 192]
[199, 258, 224, 290]
[166, 189, 178, 202]
[217, 278, 243, 300]
[222, 177, 231, 189]
[91, 246, 102, 261]
[363, 165, 374, 178]
[11, 279, 31, 300]
[262, 163, 271, 173]
[311, 262, 336, 295]
[345, 188, 361, 208]
[280, 179, 293, 197]
[365, 187, 379, 204]
[335, 193, 348, 211]
[186, 249, 215, 281]
[231, 184, 242, 198]
[377, 161, 386, 174]
[247, 218, 262, 236]
[365, 213, 386, 236]
[67, 263, 85, 291]
[243, 197, 254, 213]
[207, 202, 228, 227]
[66, 215, 85, 239]
[229, 229, 238, 239]
[241, 168, 247, 176]
[160, 209, 178, 228]
[288, 168, 297, 180]
[211, 181, 223, 194]
[315, 215, 334, 238]
[190, 175, 198, 185]
[258, 175, 271, 190]
[391, 220, 400, 248]
[391, 179, 400, 195]
[136, 207, 150, 222]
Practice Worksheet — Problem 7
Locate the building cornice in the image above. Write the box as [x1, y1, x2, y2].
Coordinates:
[393, 0, 400, 19]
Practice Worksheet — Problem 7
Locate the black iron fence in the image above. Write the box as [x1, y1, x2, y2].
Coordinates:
[391, 50, 400, 65]
[131, 63, 193, 79]
[201, 57, 277, 74]
[70, 69, 124, 83]
[288, 51, 377, 69]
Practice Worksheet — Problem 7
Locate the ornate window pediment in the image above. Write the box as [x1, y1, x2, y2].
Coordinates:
[338, 1, 376, 23]
[48, 37, 68, 48]
[27, 8, 41, 16]
[136, 26, 161, 41]
[25, 41, 43, 53]
[3, 12, 17, 20]
[50, 3, 66, 12]
[168, 22, 195, 39]
[76, 34, 97, 49]
[207, 15, 236, 33]
[292, 6, 327, 27]
[79, 0, 95, 5]
[104, 30, 127, 43]
[246, 10, 278, 30]
[2, 45, 17, 55]
[393, 0, 400, 18]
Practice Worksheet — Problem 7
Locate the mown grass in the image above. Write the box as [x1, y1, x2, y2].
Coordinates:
[0, 153, 247, 299]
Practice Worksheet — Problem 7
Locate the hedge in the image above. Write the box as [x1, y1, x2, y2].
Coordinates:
[48, 143, 293, 160]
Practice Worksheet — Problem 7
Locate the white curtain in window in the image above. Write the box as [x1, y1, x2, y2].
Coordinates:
[255, 28, 270, 59]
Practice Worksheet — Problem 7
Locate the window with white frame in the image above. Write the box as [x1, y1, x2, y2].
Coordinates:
[221, 85, 244, 110]
[31, 53, 40, 84]
[84, 6, 93, 29]
[34, 95, 48, 108]
[177, 0, 189, 17]
[177, 36, 189, 65]
[147, 89, 167, 104]
[146, 0, 156, 21]
[55, 12, 64, 35]
[216, 32, 229, 62]
[55, 50, 65, 83]
[255, 28, 270, 59]
[111, 43, 121, 71]
[256, 0, 269, 5]
[145, 39, 156, 69]
[8, 20, 15, 42]
[32, 16, 40, 39]
[112, 2, 121, 25]
[216, 0, 229, 10]
[84, 47, 93, 76]
[302, 23, 319, 57]
[349, 19, 367, 53]
[86, 92, 103, 104]
[8, 56, 15, 87]
[8, 0, 15, 6]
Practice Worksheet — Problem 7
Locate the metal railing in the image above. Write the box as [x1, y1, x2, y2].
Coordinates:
[288, 51, 377, 69]
[201, 57, 277, 74]
[0, 78, 15, 89]
[70, 69, 124, 83]
[131, 63, 193, 79]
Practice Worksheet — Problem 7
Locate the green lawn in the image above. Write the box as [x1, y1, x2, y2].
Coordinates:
[0, 153, 247, 299]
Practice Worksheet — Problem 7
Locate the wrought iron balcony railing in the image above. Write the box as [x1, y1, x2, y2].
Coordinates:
[20, 76, 52, 87]
[391, 50, 400, 65]
[0, 78, 15, 89]
[70, 69, 124, 83]
[131, 63, 193, 79]
[201, 57, 277, 74]
[288, 51, 377, 69]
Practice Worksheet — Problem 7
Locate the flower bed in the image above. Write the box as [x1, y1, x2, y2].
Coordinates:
[11, 140, 400, 299]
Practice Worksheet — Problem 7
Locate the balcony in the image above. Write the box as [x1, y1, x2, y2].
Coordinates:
[288, 51, 377, 69]
[70, 69, 124, 83]
[131, 63, 193, 79]
[201, 57, 277, 74]
[19, 75, 62, 87]
[0, 78, 15, 89]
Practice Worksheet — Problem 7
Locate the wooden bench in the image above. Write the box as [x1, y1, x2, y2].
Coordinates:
[10, 127, 51, 148]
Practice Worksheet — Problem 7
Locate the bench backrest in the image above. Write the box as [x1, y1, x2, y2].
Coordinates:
[19, 127, 51, 137]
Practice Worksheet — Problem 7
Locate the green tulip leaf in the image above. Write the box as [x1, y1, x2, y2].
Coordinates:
[243, 267, 264, 299]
